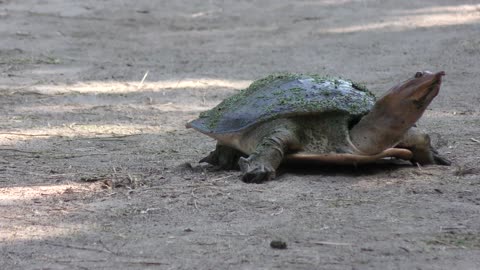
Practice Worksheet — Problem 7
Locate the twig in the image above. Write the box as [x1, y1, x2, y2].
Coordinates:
[416, 162, 423, 170]
[66, 123, 76, 131]
[441, 226, 467, 230]
[470, 138, 480, 144]
[215, 229, 248, 237]
[45, 257, 167, 266]
[72, 134, 142, 141]
[194, 199, 199, 210]
[125, 261, 167, 266]
[0, 132, 51, 137]
[138, 70, 149, 89]
[427, 239, 462, 248]
[44, 242, 112, 254]
[51, 153, 108, 159]
[140, 208, 163, 214]
[191, 185, 222, 193]
[209, 174, 235, 182]
[271, 207, 284, 216]
[46, 259, 108, 264]
[140, 186, 185, 190]
[98, 240, 116, 254]
[0, 148, 42, 154]
[1, 168, 50, 176]
[201, 90, 206, 105]
[313, 241, 353, 246]
[174, 77, 185, 89]
[191, 189, 200, 210]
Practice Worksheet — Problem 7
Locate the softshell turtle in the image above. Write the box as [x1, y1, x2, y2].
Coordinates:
[187, 72, 450, 183]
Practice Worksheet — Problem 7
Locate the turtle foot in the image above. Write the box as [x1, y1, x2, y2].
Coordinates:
[238, 157, 276, 184]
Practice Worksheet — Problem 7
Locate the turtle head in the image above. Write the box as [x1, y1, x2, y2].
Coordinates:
[375, 70, 445, 127]
[349, 71, 445, 155]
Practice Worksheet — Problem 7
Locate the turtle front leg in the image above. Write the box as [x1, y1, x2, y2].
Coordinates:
[238, 129, 298, 183]
[396, 127, 451, 166]
[200, 144, 246, 170]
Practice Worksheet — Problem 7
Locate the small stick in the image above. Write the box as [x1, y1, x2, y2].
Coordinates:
[125, 261, 166, 266]
[201, 90, 206, 105]
[313, 241, 353, 246]
[416, 162, 423, 170]
[45, 242, 112, 254]
[98, 240, 116, 254]
[138, 70, 149, 89]
[194, 199, 199, 210]
[0, 148, 42, 154]
[470, 138, 480, 144]
[210, 174, 235, 182]
[271, 207, 284, 216]
[0, 132, 50, 137]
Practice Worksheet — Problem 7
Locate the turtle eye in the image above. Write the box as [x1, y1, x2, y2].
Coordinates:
[414, 72, 423, 78]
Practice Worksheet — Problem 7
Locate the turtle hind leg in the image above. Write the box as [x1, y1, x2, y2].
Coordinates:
[397, 127, 451, 166]
[200, 144, 246, 170]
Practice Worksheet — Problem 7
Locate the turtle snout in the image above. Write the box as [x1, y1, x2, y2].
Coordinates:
[436, 71, 446, 77]
[434, 71, 445, 83]
[412, 71, 445, 109]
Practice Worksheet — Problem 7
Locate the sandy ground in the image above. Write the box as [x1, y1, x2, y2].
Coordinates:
[1, 0, 480, 269]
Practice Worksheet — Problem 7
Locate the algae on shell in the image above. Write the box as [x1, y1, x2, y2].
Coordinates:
[194, 73, 376, 133]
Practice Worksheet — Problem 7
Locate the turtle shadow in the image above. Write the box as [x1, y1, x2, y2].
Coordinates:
[191, 159, 416, 183]
[278, 159, 413, 178]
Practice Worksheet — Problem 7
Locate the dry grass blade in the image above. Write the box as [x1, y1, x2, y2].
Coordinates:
[0, 132, 51, 136]
[313, 241, 353, 246]
[454, 165, 480, 176]
[138, 70, 149, 89]
[45, 242, 113, 254]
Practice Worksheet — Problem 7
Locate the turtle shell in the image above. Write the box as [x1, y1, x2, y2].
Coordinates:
[188, 73, 376, 134]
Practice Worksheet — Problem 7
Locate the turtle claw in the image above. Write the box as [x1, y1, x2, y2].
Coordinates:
[238, 157, 275, 183]
[432, 152, 451, 166]
[199, 151, 217, 164]
[242, 168, 275, 183]
[434, 155, 451, 166]
[410, 147, 451, 166]
[199, 151, 223, 171]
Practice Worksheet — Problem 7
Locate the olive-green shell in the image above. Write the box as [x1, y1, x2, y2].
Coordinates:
[188, 73, 376, 134]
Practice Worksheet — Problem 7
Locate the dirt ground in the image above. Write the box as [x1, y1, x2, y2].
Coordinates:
[1, 0, 480, 269]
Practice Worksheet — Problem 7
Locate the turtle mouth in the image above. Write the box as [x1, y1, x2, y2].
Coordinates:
[413, 71, 444, 109]
[429, 71, 445, 95]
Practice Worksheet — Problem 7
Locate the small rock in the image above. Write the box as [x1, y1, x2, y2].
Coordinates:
[270, 240, 287, 249]
[177, 162, 193, 170]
